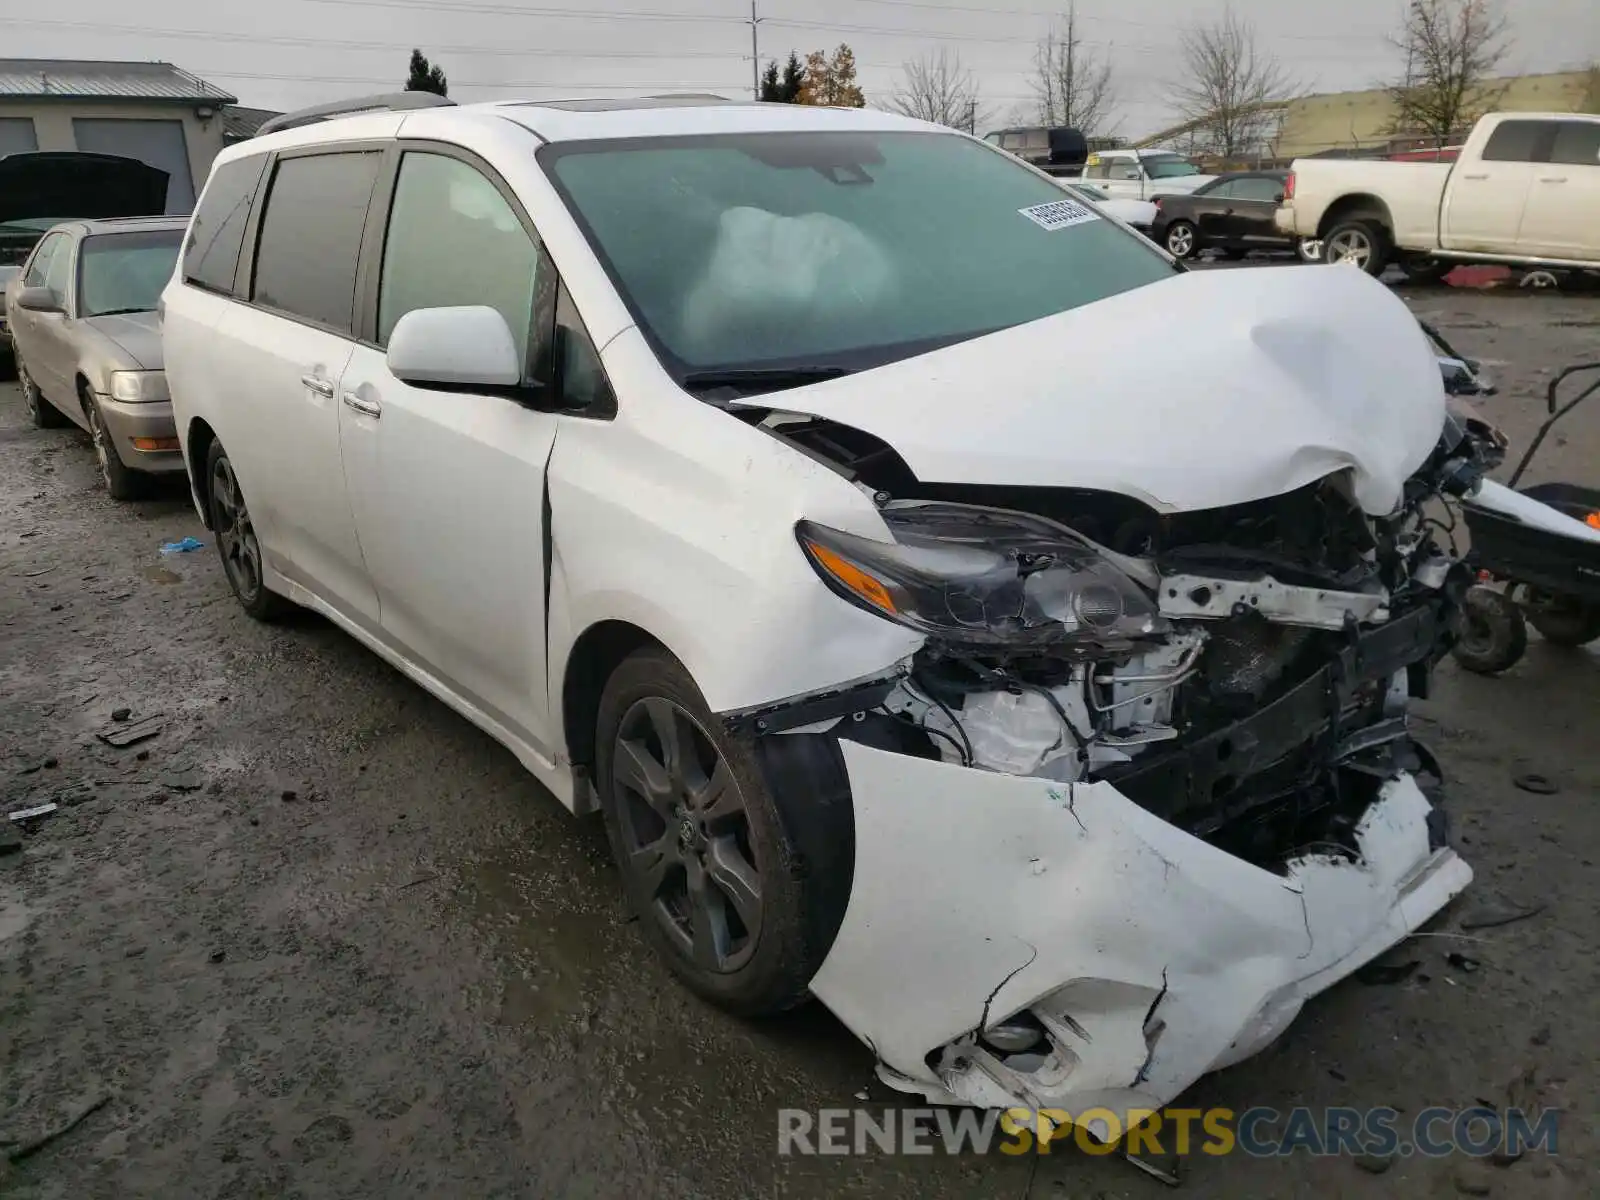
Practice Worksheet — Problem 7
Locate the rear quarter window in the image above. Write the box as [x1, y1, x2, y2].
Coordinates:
[1479, 120, 1555, 163]
[183, 154, 269, 296]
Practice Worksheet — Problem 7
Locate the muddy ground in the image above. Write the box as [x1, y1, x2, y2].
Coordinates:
[1, 276, 1597, 1199]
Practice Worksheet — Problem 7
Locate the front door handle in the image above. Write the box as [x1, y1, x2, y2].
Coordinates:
[300, 374, 335, 398]
[1460, 172, 1489, 180]
[1538, 176, 1567, 183]
[342, 391, 381, 418]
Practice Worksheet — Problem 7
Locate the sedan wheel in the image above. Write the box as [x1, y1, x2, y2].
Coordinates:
[1297, 237, 1323, 263]
[85, 397, 143, 500]
[612, 696, 764, 974]
[1164, 221, 1197, 259]
[17, 359, 68, 429]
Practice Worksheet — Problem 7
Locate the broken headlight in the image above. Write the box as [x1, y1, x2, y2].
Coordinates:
[796, 501, 1165, 650]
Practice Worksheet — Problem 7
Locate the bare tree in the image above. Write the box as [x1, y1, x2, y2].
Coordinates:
[1168, 7, 1296, 159]
[889, 49, 982, 131]
[1387, 0, 1511, 145]
[1030, 3, 1116, 135]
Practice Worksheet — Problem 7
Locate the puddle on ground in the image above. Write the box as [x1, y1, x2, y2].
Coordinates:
[142, 566, 181, 585]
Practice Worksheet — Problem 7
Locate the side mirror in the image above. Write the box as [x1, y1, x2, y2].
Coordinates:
[16, 285, 62, 314]
[386, 305, 522, 391]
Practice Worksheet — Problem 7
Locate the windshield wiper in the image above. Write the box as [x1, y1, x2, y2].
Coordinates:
[680, 365, 855, 397]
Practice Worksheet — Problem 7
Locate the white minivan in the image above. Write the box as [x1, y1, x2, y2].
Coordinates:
[162, 92, 1489, 1126]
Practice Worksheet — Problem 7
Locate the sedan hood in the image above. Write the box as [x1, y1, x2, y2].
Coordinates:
[0, 152, 168, 224]
[764, 264, 1445, 515]
[83, 311, 162, 369]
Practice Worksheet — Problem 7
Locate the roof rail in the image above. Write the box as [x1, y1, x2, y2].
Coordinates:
[256, 92, 454, 137]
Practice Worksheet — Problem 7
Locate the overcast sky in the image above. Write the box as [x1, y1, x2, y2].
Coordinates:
[2, 0, 1595, 137]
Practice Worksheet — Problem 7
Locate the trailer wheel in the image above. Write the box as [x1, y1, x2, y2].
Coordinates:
[1452, 586, 1527, 674]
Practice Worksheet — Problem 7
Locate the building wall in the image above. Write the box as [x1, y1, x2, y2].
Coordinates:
[1276, 70, 1597, 158]
[0, 99, 225, 211]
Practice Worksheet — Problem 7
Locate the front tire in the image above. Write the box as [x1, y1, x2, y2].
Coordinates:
[17, 357, 68, 428]
[1323, 219, 1391, 276]
[1452, 586, 1527, 675]
[1164, 220, 1198, 260]
[1521, 590, 1600, 647]
[595, 647, 835, 1016]
[84, 392, 145, 500]
[205, 439, 289, 621]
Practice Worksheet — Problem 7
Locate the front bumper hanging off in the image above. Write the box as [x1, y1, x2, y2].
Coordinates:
[808, 744, 1470, 1126]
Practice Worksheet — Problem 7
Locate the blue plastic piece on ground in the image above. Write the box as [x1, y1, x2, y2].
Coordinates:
[159, 537, 205, 554]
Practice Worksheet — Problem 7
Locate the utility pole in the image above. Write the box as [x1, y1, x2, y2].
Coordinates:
[749, 1, 764, 100]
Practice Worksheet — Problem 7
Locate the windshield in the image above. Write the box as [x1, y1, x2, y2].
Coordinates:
[77, 229, 182, 317]
[542, 131, 1172, 384]
[1143, 154, 1202, 179]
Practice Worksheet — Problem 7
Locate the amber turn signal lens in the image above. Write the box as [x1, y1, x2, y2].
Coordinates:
[801, 538, 897, 615]
[132, 437, 180, 452]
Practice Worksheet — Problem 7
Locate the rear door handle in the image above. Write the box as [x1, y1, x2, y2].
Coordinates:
[300, 374, 335, 398]
[342, 391, 381, 418]
[1460, 172, 1489, 180]
[1538, 176, 1567, 183]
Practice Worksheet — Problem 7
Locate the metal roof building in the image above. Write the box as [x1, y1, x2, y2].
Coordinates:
[0, 59, 239, 213]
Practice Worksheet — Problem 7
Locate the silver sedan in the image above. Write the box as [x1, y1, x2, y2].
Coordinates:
[6, 216, 187, 499]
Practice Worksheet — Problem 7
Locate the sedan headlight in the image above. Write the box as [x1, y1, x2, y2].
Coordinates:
[109, 370, 170, 403]
[797, 501, 1165, 650]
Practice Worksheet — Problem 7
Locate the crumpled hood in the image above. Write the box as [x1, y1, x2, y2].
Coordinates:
[83, 311, 162, 369]
[765, 263, 1445, 515]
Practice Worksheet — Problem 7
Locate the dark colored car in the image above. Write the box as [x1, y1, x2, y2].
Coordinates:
[1150, 170, 1313, 261]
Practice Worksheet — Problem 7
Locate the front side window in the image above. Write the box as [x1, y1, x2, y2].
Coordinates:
[252, 151, 382, 334]
[78, 229, 183, 318]
[1480, 120, 1553, 163]
[543, 131, 1172, 386]
[1143, 154, 1202, 179]
[1549, 120, 1600, 167]
[22, 232, 62, 287]
[185, 154, 268, 296]
[378, 151, 540, 368]
[42, 236, 73, 303]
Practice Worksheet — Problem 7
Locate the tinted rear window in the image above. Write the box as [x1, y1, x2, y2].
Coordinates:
[251, 151, 381, 334]
[1549, 120, 1600, 167]
[1480, 120, 1553, 163]
[183, 155, 267, 295]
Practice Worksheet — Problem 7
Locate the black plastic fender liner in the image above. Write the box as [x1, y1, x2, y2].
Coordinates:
[753, 732, 858, 975]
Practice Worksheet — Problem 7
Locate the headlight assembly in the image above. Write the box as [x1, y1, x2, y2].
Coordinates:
[796, 501, 1165, 651]
[109, 370, 170, 403]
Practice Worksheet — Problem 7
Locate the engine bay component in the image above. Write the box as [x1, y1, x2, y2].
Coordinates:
[1157, 572, 1390, 630]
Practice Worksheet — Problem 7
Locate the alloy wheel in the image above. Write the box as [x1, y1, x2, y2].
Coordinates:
[211, 455, 264, 602]
[87, 405, 112, 489]
[1327, 229, 1372, 269]
[1297, 238, 1324, 263]
[18, 361, 40, 418]
[1166, 224, 1194, 258]
[612, 696, 762, 974]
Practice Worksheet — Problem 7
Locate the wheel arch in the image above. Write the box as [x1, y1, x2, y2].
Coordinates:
[559, 619, 669, 793]
[1317, 193, 1394, 241]
[185, 416, 218, 528]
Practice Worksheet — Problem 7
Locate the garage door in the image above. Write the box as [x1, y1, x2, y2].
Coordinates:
[71, 118, 195, 213]
[0, 117, 38, 157]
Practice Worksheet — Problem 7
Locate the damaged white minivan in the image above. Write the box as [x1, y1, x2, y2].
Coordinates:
[162, 93, 1502, 1125]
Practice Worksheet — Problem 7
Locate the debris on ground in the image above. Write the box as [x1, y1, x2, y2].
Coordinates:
[7, 803, 58, 824]
[1512, 773, 1559, 795]
[158, 537, 205, 554]
[4, 1092, 111, 1163]
[96, 714, 165, 747]
[1446, 952, 1481, 974]
[110, 707, 131, 722]
[1123, 1149, 1181, 1187]
[1459, 893, 1546, 931]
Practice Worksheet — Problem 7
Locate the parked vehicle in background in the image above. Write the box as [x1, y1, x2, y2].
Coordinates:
[1081, 147, 1215, 201]
[1149, 170, 1317, 261]
[0, 264, 18, 359]
[1276, 111, 1600, 277]
[166, 91, 1486, 1129]
[0, 152, 170, 267]
[5, 216, 188, 498]
[1059, 181, 1156, 238]
[982, 125, 1088, 177]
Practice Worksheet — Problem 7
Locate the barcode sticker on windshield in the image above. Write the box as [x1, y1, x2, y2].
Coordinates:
[1018, 198, 1099, 231]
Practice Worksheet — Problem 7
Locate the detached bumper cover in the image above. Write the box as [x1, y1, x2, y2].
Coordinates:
[809, 742, 1470, 1124]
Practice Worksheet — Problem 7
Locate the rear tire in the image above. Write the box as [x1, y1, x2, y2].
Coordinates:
[595, 647, 843, 1016]
[1451, 586, 1527, 674]
[1323, 218, 1391, 276]
[17, 357, 68, 428]
[1164, 220, 1198, 260]
[1521, 591, 1600, 647]
[205, 439, 290, 621]
[1396, 255, 1450, 285]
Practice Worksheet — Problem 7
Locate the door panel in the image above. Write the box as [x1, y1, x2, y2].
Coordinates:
[1193, 183, 1233, 241]
[341, 147, 560, 752]
[1226, 177, 1285, 244]
[1441, 119, 1550, 253]
[33, 235, 80, 413]
[1515, 119, 1600, 259]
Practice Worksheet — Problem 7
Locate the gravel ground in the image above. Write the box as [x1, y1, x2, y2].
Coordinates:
[1, 275, 1597, 1199]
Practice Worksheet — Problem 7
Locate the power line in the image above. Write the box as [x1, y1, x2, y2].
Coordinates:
[194, 68, 745, 90]
[286, 0, 742, 23]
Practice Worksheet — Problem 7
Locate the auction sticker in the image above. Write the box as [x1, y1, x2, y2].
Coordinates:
[1018, 198, 1099, 231]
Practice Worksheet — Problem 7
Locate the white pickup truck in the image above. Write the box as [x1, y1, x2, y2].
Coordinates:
[1276, 111, 1600, 277]
[1081, 148, 1216, 202]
